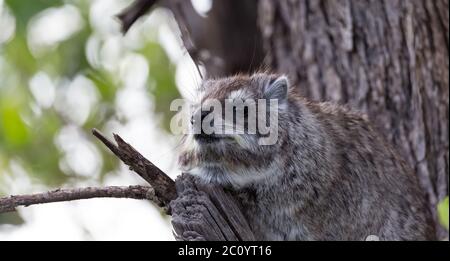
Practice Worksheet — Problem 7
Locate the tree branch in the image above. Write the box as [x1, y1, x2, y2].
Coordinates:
[117, 0, 263, 77]
[0, 185, 155, 214]
[117, 0, 158, 33]
[91, 129, 255, 240]
[0, 129, 177, 215]
[92, 129, 177, 213]
[117, 0, 205, 79]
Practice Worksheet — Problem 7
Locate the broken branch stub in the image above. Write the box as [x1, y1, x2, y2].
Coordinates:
[92, 129, 255, 241]
[92, 129, 176, 210]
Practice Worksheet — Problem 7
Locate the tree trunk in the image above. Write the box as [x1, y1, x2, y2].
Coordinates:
[119, 0, 449, 240]
[258, 0, 449, 238]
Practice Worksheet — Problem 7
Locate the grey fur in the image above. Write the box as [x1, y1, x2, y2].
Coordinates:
[178, 73, 436, 241]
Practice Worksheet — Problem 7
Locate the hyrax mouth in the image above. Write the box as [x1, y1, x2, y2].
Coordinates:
[194, 133, 233, 144]
[194, 133, 220, 143]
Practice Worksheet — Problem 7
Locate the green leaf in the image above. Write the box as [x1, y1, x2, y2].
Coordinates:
[438, 196, 449, 230]
[0, 212, 25, 226]
[86, 69, 117, 102]
[0, 100, 30, 148]
[4, 35, 37, 77]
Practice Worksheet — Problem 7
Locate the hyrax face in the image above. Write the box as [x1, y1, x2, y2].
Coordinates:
[178, 73, 290, 186]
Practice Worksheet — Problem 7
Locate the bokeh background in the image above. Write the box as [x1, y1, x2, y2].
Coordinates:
[0, 0, 208, 240]
[1, 0, 448, 240]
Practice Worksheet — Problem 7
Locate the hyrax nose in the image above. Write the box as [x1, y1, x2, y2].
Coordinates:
[190, 110, 211, 125]
[200, 110, 210, 122]
[192, 109, 215, 140]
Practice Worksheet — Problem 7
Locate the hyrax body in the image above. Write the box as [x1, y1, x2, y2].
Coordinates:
[178, 73, 435, 240]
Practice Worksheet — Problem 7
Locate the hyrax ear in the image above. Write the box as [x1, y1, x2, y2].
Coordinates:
[264, 75, 289, 102]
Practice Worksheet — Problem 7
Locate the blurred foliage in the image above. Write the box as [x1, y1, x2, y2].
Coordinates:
[438, 196, 449, 231]
[0, 212, 24, 226]
[139, 42, 178, 131]
[0, 0, 179, 225]
[5, 0, 63, 31]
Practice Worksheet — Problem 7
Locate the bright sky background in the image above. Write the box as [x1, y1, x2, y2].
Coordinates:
[0, 0, 210, 240]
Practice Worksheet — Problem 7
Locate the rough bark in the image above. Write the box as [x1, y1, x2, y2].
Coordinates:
[171, 174, 255, 241]
[259, 0, 448, 238]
